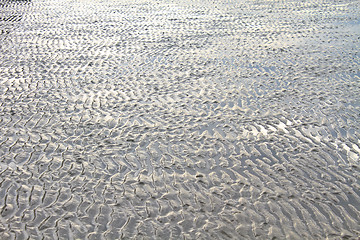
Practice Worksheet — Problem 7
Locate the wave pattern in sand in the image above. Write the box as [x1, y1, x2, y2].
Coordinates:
[0, 0, 360, 239]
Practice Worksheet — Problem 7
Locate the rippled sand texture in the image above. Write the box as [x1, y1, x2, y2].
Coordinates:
[1, 0, 360, 239]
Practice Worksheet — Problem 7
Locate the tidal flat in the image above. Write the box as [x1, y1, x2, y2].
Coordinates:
[0, 0, 359, 239]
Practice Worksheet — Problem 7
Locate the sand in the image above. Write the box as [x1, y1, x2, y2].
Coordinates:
[0, 0, 359, 239]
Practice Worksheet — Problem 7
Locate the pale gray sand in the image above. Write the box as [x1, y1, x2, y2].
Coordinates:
[0, 0, 359, 239]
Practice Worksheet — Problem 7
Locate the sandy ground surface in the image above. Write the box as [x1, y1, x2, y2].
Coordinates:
[0, 0, 360, 239]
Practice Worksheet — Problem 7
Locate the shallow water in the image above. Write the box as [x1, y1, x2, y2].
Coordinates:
[0, 0, 359, 239]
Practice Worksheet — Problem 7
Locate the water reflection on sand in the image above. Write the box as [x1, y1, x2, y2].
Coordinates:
[0, 0, 359, 239]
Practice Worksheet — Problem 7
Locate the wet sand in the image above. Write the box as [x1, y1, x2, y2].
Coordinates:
[0, 0, 360, 239]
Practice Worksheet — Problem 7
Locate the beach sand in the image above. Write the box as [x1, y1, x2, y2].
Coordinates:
[0, 0, 359, 239]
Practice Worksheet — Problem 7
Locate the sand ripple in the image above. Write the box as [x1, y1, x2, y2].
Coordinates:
[0, 0, 360, 239]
